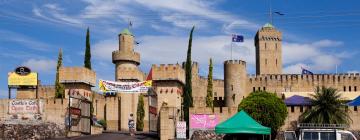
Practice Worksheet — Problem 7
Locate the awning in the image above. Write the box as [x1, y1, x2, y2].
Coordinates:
[215, 110, 271, 135]
[285, 95, 311, 106]
[347, 96, 360, 106]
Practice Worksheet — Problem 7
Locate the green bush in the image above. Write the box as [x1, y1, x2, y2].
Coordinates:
[238, 91, 288, 137]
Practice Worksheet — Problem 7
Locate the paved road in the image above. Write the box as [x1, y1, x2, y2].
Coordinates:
[50, 133, 158, 140]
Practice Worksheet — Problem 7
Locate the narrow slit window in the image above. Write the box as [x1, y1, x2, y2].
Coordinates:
[291, 106, 294, 112]
[344, 86, 346, 91]
[265, 59, 268, 65]
[349, 86, 352, 92]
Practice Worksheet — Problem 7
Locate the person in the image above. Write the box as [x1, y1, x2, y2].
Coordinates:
[128, 113, 135, 136]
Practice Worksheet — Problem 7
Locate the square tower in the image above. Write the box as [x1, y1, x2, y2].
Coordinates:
[254, 23, 282, 75]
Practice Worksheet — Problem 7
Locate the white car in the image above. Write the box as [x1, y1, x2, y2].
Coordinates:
[285, 129, 357, 140]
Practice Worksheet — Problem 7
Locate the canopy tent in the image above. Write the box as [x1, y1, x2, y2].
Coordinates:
[285, 95, 312, 106]
[347, 96, 360, 106]
[215, 110, 271, 135]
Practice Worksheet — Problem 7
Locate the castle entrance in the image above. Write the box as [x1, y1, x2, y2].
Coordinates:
[66, 89, 92, 135]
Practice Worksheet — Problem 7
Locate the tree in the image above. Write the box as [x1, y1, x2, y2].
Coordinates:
[55, 48, 65, 98]
[299, 87, 351, 125]
[206, 58, 214, 111]
[84, 27, 92, 69]
[136, 94, 145, 131]
[183, 26, 195, 137]
[238, 91, 288, 138]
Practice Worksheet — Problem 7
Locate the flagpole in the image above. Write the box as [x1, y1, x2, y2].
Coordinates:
[230, 42, 233, 60]
[336, 64, 338, 74]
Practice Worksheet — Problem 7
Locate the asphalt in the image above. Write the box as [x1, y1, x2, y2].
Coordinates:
[49, 131, 159, 140]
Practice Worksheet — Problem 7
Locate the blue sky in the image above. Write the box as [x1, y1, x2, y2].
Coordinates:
[1, 0, 360, 98]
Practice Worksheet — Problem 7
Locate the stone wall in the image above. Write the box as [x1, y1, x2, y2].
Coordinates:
[0, 122, 65, 139]
[248, 74, 360, 100]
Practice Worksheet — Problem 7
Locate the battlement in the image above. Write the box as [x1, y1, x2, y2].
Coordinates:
[112, 50, 140, 65]
[59, 67, 96, 86]
[45, 98, 68, 105]
[116, 67, 144, 81]
[152, 64, 185, 84]
[248, 73, 360, 83]
[198, 76, 224, 86]
[224, 60, 246, 65]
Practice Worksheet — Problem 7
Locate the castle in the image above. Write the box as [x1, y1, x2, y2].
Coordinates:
[1, 23, 360, 139]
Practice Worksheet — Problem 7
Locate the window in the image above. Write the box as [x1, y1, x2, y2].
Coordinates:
[253, 87, 256, 92]
[231, 85, 233, 91]
[320, 132, 335, 140]
[291, 106, 294, 112]
[300, 106, 304, 112]
[344, 86, 346, 92]
[258, 87, 261, 91]
[275, 43, 278, 50]
[265, 59, 268, 65]
[265, 43, 267, 50]
[303, 132, 319, 140]
[355, 106, 358, 111]
[355, 86, 357, 92]
[349, 86, 352, 92]
[276, 59, 278, 66]
[263, 87, 266, 91]
[341, 132, 356, 140]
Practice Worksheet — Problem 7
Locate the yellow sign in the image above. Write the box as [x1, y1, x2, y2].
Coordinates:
[8, 72, 38, 86]
[99, 80, 152, 93]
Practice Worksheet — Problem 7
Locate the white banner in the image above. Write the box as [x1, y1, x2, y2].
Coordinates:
[9, 100, 42, 114]
[99, 79, 152, 93]
[177, 121, 187, 139]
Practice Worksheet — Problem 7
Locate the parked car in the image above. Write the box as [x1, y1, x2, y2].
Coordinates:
[284, 123, 357, 140]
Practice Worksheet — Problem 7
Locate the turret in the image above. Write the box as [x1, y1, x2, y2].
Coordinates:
[112, 28, 144, 81]
[224, 60, 247, 107]
[254, 23, 282, 75]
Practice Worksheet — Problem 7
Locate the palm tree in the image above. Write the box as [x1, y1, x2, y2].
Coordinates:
[299, 87, 352, 125]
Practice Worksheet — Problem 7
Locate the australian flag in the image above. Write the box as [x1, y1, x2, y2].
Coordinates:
[301, 68, 314, 75]
[232, 34, 244, 42]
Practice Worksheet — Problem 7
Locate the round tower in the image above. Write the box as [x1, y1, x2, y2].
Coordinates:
[112, 28, 143, 81]
[224, 60, 247, 107]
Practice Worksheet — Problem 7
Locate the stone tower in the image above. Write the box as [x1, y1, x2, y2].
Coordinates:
[111, 28, 144, 131]
[224, 60, 247, 107]
[254, 23, 282, 75]
[112, 28, 144, 81]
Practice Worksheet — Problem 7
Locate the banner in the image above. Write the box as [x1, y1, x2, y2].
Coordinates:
[176, 121, 186, 139]
[8, 72, 38, 86]
[9, 100, 42, 114]
[99, 79, 152, 93]
[190, 114, 219, 129]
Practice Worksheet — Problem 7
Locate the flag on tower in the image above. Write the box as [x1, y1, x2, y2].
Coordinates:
[301, 67, 313, 75]
[232, 34, 244, 42]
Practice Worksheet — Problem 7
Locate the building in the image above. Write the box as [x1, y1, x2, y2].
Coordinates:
[2, 23, 359, 139]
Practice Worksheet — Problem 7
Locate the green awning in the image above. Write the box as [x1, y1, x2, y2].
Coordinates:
[215, 110, 271, 135]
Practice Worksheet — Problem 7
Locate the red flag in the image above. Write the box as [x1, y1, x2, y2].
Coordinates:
[146, 68, 152, 80]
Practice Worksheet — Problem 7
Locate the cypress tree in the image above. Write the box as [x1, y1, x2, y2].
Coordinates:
[84, 27, 92, 69]
[136, 94, 145, 131]
[183, 26, 195, 137]
[206, 58, 213, 111]
[55, 48, 65, 98]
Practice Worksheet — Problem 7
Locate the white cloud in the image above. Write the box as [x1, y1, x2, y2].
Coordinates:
[22, 59, 56, 73]
[0, 30, 51, 51]
[92, 39, 118, 61]
[282, 39, 349, 73]
[347, 70, 360, 74]
[283, 63, 308, 74]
